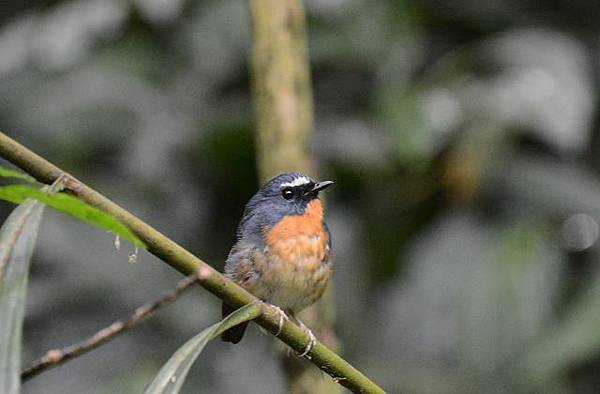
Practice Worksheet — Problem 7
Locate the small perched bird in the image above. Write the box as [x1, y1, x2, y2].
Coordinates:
[221, 172, 333, 354]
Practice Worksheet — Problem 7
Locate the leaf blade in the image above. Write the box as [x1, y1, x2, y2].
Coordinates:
[0, 185, 144, 247]
[144, 303, 261, 394]
[0, 199, 45, 394]
[0, 166, 35, 183]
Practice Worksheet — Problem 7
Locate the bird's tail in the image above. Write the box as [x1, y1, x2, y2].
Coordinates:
[221, 302, 249, 344]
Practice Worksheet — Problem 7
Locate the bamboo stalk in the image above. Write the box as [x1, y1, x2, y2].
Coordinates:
[249, 1, 341, 392]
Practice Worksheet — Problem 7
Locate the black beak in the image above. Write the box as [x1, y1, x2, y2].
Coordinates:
[311, 180, 334, 193]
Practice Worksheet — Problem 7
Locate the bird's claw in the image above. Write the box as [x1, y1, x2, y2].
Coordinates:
[296, 319, 317, 358]
[270, 305, 288, 336]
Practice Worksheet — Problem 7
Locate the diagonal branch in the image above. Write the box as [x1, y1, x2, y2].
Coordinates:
[21, 272, 201, 381]
[0, 132, 385, 394]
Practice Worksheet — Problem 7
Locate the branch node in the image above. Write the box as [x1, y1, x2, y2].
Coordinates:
[44, 350, 63, 363]
[197, 266, 213, 280]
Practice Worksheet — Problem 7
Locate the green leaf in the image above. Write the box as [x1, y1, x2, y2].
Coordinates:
[0, 166, 35, 183]
[144, 303, 261, 394]
[0, 199, 45, 394]
[0, 185, 144, 247]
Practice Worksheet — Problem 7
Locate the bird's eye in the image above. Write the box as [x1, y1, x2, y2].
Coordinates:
[282, 188, 294, 200]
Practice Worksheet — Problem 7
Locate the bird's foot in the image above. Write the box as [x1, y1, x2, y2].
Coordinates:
[269, 305, 288, 336]
[296, 318, 317, 358]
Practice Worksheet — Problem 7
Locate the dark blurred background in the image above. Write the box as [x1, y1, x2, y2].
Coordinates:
[2, 0, 600, 393]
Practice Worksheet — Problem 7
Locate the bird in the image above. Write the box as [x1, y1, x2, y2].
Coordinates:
[221, 172, 333, 355]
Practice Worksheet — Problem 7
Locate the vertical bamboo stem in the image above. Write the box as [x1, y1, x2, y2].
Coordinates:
[249, 1, 341, 393]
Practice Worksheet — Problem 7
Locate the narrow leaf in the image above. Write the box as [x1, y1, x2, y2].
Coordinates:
[0, 199, 45, 394]
[0, 185, 144, 247]
[144, 303, 261, 394]
[0, 166, 35, 183]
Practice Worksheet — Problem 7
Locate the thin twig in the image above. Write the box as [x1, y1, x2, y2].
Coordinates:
[21, 273, 201, 381]
[0, 132, 385, 394]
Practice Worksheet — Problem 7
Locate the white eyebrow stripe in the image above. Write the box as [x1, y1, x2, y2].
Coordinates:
[280, 176, 311, 188]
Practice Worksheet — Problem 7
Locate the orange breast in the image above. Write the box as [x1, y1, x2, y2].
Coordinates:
[264, 199, 329, 260]
[261, 199, 331, 311]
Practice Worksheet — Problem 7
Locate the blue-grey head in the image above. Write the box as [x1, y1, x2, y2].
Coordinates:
[236, 172, 334, 244]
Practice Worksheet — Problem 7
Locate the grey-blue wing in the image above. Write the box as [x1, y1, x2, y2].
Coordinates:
[222, 240, 265, 344]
